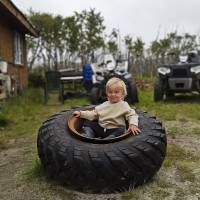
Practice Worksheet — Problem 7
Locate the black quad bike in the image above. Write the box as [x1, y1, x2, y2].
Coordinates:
[154, 52, 200, 101]
[89, 54, 139, 104]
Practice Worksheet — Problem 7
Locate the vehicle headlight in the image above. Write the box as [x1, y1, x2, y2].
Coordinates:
[124, 73, 132, 79]
[107, 63, 115, 71]
[158, 67, 171, 75]
[190, 65, 200, 74]
[96, 75, 104, 81]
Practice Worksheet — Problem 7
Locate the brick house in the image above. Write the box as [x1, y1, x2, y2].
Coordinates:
[0, 0, 37, 90]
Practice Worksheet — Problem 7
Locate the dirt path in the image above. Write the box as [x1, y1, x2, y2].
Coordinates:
[0, 137, 34, 200]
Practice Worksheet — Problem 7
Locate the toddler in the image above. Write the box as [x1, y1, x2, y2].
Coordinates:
[73, 77, 141, 138]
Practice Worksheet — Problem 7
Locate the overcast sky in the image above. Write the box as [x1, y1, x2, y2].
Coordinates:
[13, 0, 200, 47]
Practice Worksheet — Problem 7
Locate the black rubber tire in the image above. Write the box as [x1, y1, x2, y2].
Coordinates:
[128, 80, 139, 103]
[154, 79, 164, 101]
[90, 86, 102, 104]
[165, 92, 174, 99]
[37, 108, 167, 193]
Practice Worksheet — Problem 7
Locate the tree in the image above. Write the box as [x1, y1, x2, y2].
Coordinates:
[181, 33, 197, 52]
[132, 37, 145, 77]
[75, 8, 105, 63]
[125, 35, 133, 71]
[51, 15, 65, 70]
[27, 10, 45, 70]
[28, 11, 56, 70]
[62, 16, 81, 65]
[159, 38, 171, 63]
[106, 29, 119, 56]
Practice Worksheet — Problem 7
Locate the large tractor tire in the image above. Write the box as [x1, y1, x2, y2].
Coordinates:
[154, 79, 164, 101]
[37, 107, 167, 193]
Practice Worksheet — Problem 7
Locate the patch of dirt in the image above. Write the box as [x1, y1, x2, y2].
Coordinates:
[0, 136, 122, 200]
[168, 134, 200, 155]
[0, 125, 200, 200]
[165, 120, 200, 156]
[0, 137, 34, 200]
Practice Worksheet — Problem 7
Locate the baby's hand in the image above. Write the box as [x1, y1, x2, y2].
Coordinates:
[128, 124, 141, 135]
[73, 111, 81, 118]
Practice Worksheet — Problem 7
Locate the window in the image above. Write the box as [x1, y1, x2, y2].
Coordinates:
[14, 31, 23, 65]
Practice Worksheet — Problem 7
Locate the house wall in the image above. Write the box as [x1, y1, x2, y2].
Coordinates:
[0, 17, 13, 62]
[0, 15, 28, 89]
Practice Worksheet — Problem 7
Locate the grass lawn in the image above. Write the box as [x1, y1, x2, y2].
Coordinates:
[0, 86, 200, 200]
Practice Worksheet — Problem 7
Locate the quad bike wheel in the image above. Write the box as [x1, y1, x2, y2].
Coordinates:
[165, 92, 174, 99]
[90, 86, 103, 104]
[128, 80, 139, 103]
[37, 106, 167, 193]
[154, 79, 164, 101]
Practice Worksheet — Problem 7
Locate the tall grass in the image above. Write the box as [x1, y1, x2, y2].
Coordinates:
[0, 88, 44, 148]
[2, 88, 44, 121]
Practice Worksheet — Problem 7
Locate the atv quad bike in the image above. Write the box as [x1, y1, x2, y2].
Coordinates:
[154, 51, 200, 101]
[89, 54, 139, 104]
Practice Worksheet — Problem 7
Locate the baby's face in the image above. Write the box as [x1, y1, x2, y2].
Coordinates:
[106, 85, 124, 103]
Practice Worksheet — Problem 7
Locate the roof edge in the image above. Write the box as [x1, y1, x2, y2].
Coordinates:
[0, 0, 38, 37]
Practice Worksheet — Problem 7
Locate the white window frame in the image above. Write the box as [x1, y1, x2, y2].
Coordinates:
[14, 31, 23, 65]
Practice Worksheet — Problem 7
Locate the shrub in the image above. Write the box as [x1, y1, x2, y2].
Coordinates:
[0, 113, 10, 127]
[28, 71, 45, 88]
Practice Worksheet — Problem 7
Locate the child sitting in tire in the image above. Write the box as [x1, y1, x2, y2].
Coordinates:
[73, 77, 141, 138]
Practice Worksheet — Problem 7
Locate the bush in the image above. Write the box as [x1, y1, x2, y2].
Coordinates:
[0, 106, 10, 127]
[0, 114, 10, 127]
[28, 72, 45, 88]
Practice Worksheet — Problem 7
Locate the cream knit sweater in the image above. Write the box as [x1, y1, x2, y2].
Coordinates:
[80, 101, 138, 129]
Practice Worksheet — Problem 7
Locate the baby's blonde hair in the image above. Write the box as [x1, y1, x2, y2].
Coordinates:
[106, 77, 127, 98]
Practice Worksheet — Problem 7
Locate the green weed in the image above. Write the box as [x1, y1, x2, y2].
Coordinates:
[167, 126, 179, 136]
[176, 160, 196, 182]
[64, 96, 90, 107]
[167, 144, 197, 161]
[121, 177, 171, 200]
[22, 158, 45, 181]
[191, 127, 200, 135]
[163, 159, 173, 167]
